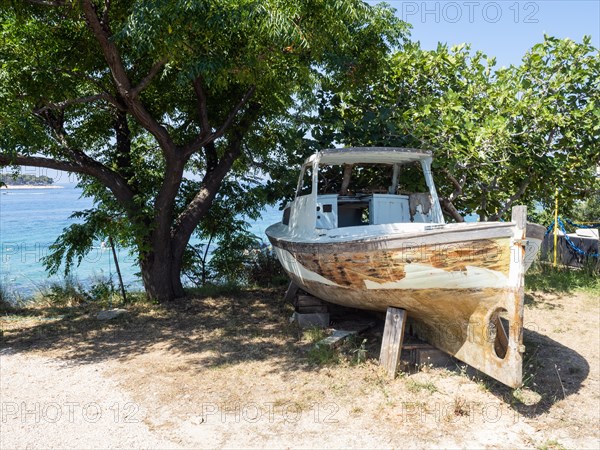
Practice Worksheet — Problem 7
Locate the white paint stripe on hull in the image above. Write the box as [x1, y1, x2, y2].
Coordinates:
[363, 263, 508, 290]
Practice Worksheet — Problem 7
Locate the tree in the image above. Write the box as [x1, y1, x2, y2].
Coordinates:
[309, 36, 600, 222]
[0, 0, 406, 301]
[573, 192, 600, 224]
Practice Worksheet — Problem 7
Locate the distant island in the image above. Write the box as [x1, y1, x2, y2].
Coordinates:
[0, 174, 62, 189]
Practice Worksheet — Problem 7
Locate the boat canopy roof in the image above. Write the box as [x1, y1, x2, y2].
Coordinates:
[305, 147, 432, 166]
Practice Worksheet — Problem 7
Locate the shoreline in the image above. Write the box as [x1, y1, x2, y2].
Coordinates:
[0, 184, 64, 190]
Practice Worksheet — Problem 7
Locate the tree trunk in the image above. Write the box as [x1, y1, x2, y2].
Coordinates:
[340, 164, 353, 195]
[140, 245, 185, 302]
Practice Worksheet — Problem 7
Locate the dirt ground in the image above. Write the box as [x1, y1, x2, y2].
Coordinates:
[1, 287, 598, 449]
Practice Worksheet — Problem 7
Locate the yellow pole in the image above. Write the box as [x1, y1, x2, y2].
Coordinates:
[553, 187, 559, 267]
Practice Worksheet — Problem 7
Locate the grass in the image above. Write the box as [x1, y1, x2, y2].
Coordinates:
[0, 278, 29, 311]
[1, 275, 151, 314]
[304, 327, 338, 365]
[307, 344, 339, 365]
[0, 281, 13, 313]
[302, 329, 374, 366]
[346, 336, 369, 365]
[406, 379, 438, 394]
[302, 326, 327, 344]
[525, 261, 600, 295]
[537, 439, 567, 450]
[452, 395, 470, 417]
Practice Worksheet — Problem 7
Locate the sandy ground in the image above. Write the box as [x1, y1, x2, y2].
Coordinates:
[0, 351, 178, 449]
[1, 288, 598, 449]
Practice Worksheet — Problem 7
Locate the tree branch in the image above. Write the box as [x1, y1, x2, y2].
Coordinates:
[80, 0, 176, 154]
[9, 104, 136, 209]
[102, 0, 110, 25]
[439, 198, 465, 223]
[546, 127, 556, 146]
[26, 0, 66, 5]
[131, 58, 168, 98]
[34, 93, 118, 114]
[442, 168, 467, 202]
[192, 76, 211, 135]
[213, 86, 256, 142]
[479, 187, 489, 222]
[0, 153, 136, 209]
[182, 85, 256, 157]
[173, 102, 261, 247]
[1, 154, 82, 174]
[489, 175, 532, 221]
[191, 76, 217, 170]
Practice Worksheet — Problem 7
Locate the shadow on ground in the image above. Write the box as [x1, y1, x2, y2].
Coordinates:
[0, 287, 590, 419]
[419, 324, 590, 419]
[1, 288, 310, 373]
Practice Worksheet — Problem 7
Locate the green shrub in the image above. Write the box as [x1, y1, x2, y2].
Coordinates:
[183, 239, 288, 289]
[35, 275, 123, 307]
[0, 281, 14, 313]
[246, 249, 288, 287]
[41, 276, 91, 307]
[88, 276, 118, 304]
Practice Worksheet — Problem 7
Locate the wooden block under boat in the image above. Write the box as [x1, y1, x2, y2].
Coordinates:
[297, 295, 327, 307]
[297, 304, 328, 313]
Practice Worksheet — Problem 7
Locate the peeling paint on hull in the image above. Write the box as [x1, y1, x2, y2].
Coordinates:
[267, 222, 545, 388]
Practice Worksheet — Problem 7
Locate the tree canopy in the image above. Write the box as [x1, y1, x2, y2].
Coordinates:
[0, 0, 406, 301]
[309, 36, 600, 222]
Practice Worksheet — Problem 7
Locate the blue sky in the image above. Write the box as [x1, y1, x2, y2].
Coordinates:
[383, 0, 599, 67]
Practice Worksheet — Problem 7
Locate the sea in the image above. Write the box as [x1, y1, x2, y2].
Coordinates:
[0, 184, 282, 297]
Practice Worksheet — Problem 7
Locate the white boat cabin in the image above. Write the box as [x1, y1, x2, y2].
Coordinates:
[283, 147, 445, 235]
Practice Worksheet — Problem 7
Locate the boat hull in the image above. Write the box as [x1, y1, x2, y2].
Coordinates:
[267, 220, 544, 387]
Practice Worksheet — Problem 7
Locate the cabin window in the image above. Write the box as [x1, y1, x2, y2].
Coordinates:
[395, 163, 429, 194]
[317, 165, 345, 194]
[315, 162, 429, 195]
[314, 164, 393, 195]
[347, 164, 394, 194]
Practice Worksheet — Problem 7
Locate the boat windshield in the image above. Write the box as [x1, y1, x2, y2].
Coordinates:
[297, 161, 429, 196]
[287, 150, 444, 229]
[317, 162, 429, 195]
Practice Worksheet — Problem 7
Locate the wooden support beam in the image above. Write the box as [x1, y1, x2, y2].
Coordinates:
[283, 281, 300, 304]
[296, 294, 328, 313]
[379, 307, 407, 378]
[297, 305, 328, 313]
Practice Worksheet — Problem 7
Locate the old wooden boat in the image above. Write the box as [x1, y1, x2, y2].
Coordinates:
[266, 147, 545, 387]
